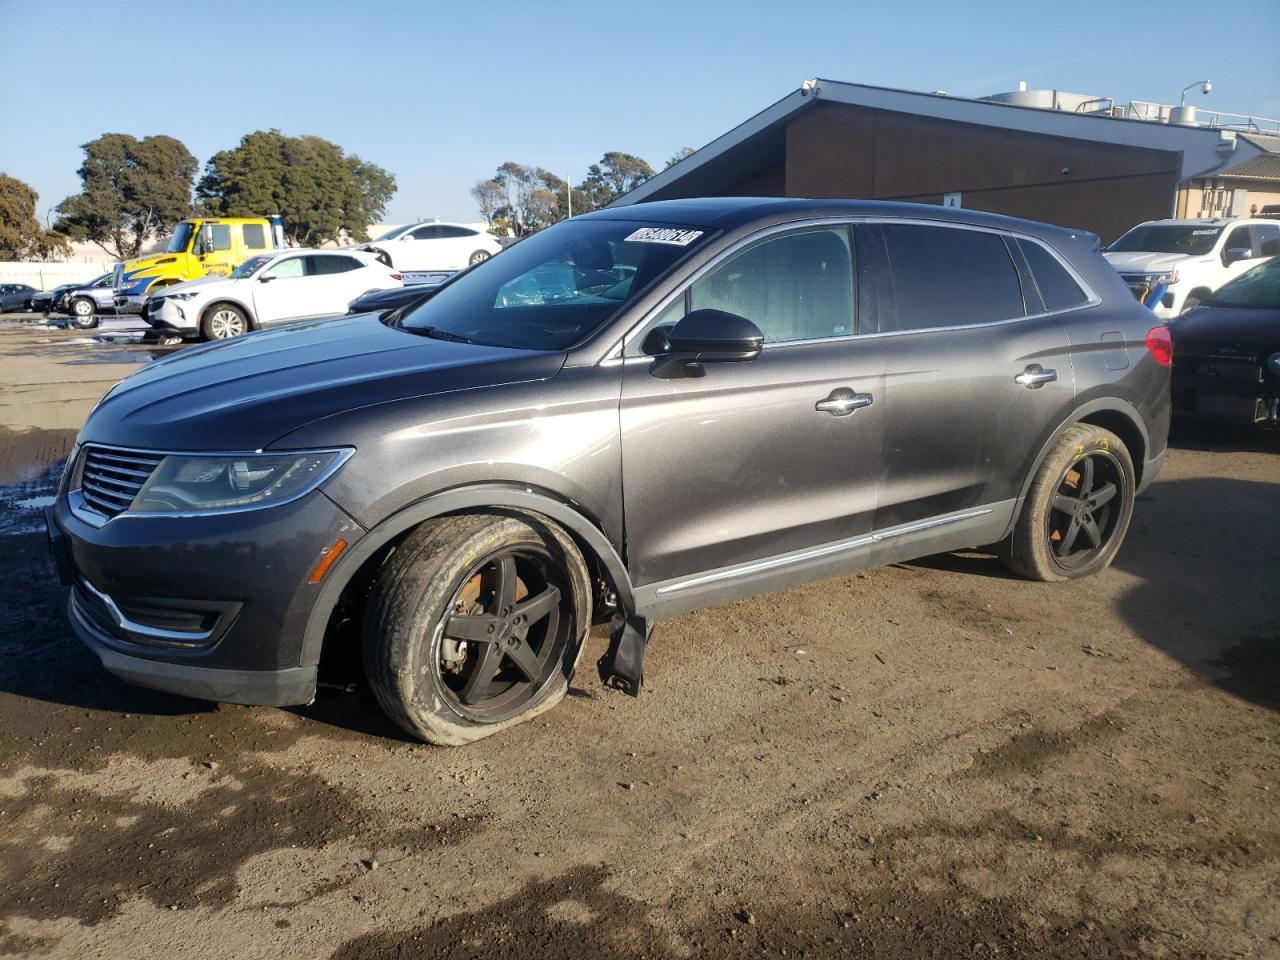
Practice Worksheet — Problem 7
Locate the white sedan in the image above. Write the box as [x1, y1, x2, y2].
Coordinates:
[362, 222, 503, 272]
[147, 249, 402, 340]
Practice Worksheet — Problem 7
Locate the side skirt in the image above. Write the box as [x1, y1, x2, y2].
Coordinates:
[633, 501, 1015, 622]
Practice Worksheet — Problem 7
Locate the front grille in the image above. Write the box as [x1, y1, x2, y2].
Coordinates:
[77, 446, 164, 519]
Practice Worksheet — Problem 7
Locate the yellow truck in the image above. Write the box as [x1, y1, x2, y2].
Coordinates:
[113, 215, 286, 313]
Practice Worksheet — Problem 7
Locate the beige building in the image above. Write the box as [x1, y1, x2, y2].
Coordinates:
[612, 80, 1280, 243]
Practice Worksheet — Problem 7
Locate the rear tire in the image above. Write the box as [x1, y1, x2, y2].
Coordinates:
[363, 512, 592, 745]
[468, 249, 492, 266]
[70, 297, 98, 329]
[1001, 424, 1135, 582]
[201, 303, 248, 340]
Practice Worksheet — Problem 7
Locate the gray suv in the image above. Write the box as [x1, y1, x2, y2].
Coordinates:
[46, 199, 1172, 745]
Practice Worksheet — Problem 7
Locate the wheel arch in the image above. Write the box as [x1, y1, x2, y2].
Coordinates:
[1003, 398, 1151, 541]
[200, 297, 257, 332]
[297, 484, 633, 669]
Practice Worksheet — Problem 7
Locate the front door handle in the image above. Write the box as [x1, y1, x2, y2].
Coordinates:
[816, 388, 873, 417]
[1014, 365, 1057, 389]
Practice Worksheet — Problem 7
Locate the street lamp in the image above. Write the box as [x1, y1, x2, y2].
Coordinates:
[1179, 80, 1212, 106]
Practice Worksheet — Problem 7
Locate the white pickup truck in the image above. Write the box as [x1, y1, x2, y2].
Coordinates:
[1104, 218, 1280, 318]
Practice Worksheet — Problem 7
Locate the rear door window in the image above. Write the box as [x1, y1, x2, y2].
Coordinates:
[1016, 238, 1089, 312]
[877, 223, 1025, 332]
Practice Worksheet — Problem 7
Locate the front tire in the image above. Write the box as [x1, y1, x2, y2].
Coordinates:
[363, 513, 592, 745]
[1001, 424, 1135, 582]
[201, 303, 248, 340]
[70, 297, 98, 329]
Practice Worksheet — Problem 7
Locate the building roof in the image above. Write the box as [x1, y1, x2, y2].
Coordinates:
[612, 79, 1266, 207]
[1217, 153, 1280, 182]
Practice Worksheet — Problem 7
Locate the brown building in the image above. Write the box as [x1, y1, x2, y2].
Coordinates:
[612, 80, 1280, 243]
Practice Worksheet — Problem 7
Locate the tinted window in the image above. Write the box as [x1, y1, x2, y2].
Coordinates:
[1204, 258, 1280, 308]
[1223, 226, 1252, 254]
[410, 225, 441, 240]
[688, 227, 854, 343]
[1017, 238, 1088, 311]
[438, 225, 477, 239]
[241, 223, 266, 249]
[1250, 223, 1280, 256]
[879, 224, 1024, 331]
[400, 218, 711, 350]
[308, 255, 361, 275]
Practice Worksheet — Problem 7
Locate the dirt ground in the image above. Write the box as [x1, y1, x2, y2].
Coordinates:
[0, 316, 1277, 959]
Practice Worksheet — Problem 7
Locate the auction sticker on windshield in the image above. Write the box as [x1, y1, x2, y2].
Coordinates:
[624, 227, 704, 246]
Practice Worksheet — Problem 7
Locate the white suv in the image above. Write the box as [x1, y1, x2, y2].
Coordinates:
[362, 222, 503, 272]
[1104, 218, 1280, 318]
[146, 249, 401, 340]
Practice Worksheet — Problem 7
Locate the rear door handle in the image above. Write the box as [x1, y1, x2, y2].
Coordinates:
[1014, 365, 1057, 389]
[816, 388, 873, 416]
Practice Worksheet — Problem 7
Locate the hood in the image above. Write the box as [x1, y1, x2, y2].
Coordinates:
[119, 252, 188, 282]
[160, 275, 225, 297]
[1170, 304, 1280, 351]
[80, 315, 566, 451]
[1103, 251, 1199, 274]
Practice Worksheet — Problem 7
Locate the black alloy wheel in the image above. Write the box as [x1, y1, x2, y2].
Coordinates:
[1044, 449, 1126, 573]
[435, 545, 571, 723]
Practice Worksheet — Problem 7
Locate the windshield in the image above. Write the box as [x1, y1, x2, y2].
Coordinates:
[230, 255, 273, 279]
[398, 219, 712, 350]
[1109, 225, 1221, 256]
[165, 221, 196, 254]
[375, 224, 414, 241]
[1204, 258, 1280, 309]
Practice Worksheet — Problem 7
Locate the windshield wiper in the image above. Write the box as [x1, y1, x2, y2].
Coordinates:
[414, 325, 477, 344]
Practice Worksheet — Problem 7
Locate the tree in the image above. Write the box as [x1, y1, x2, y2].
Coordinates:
[470, 178, 507, 229]
[578, 152, 655, 210]
[54, 134, 196, 260]
[0, 173, 71, 260]
[665, 146, 695, 169]
[197, 130, 396, 246]
[491, 162, 572, 236]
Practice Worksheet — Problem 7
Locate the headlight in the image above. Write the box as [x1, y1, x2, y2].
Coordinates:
[169, 292, 200, 301]
[129, 449, 352, 514]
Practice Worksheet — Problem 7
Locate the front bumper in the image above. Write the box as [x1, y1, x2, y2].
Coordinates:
[114, 293, 148, 315]
[48, 489, 365, 706]
[148, 296, 198, 333]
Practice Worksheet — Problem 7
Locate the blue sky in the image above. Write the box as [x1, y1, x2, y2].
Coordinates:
[2, 0, 1278, 226]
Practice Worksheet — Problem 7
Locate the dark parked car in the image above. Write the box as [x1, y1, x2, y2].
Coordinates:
[1170, 257, 1280, 427]
[31, 279, 91, 315]
[47, 198, 1172, 745]
[346, 282, 444, 315]
[0, 283, 38, 312]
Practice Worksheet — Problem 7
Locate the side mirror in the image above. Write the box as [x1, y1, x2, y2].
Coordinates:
[1223, 246, 1252, 265]
[259, 274, 276, 283]
[650, 309, 764, 379]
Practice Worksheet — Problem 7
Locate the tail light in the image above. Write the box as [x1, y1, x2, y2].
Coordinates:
[1145, 326, 1173, 366]
[390, 273, 402, 281]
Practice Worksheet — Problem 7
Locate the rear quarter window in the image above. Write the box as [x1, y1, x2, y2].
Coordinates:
[1016, 238, 1089, 312]
[878, 224, 1025, 331]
